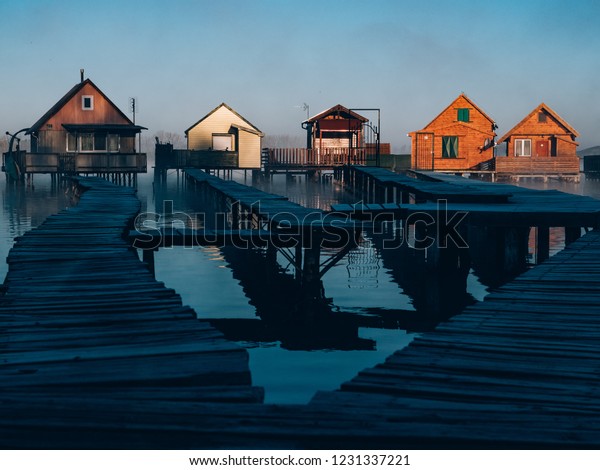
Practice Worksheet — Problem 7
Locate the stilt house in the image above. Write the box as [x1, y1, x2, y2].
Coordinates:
[185, 103, 264, 169]
[496, 103, 580, 178]
[22, 74, 146, 175]
[409, 94, 497, 171]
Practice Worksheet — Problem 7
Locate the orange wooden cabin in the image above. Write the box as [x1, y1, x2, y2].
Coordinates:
[496, 103, 579, 178]
[409, 94, 497, 171]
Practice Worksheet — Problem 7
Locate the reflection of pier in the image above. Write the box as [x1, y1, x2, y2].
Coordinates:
[141, 168, 374, 350]
[368, 227, 476, 330]
[210, 246, 375, 351]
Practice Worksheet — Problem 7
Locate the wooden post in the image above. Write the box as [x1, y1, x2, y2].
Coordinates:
[231, 200, 239, 229]
[503, 227, 530, 274]
[295, 243, 303, 281]
[536, 226, 550, 264]
[142, 249, 155, 276]
[565, 226, 581, 246]
[303, 241, 321, 286]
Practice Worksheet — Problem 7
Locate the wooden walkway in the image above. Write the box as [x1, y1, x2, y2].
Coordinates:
[2, 174, 600, 449]
[405, 170, 600, 227]
[0, 177, 263, 448]
[185, 169, 359, 247]
[309, 229, 600, 448]
[346, 166, 513, 203]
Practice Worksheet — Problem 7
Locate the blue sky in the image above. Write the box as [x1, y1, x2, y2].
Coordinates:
[1, 0, 599, 152]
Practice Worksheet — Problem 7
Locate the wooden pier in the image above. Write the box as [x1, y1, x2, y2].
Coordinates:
[2, 172, 600, 449]
[337, 166, 600, 269]
[0, 176, 263, 448]
[308, 229, 600, 448]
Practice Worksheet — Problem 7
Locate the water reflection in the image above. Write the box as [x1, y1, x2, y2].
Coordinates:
[0, 177, 72, 281]
[210, 245, 375, 351]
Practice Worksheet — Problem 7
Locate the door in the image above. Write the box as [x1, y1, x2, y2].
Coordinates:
[536, 140, 549, 157]
[414, 132, 434, 170]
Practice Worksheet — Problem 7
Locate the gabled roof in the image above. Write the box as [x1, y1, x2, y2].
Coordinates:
[229, 123, 264, 137]
[304, 104, 368, 124]
[419, 93, 495, 131]
[185, 103, 263, 135]
[497, 102, 579, 143]
[27, 79, 134, 134]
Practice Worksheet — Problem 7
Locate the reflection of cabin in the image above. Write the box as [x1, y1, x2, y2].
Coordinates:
[409, 94, 497, 171]
[496, 103, 580, 179]
[7, 76, 147, 177]
[184, 103, 264, 169]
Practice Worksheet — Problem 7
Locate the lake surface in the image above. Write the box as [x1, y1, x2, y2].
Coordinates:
[2, 170, 599, 403]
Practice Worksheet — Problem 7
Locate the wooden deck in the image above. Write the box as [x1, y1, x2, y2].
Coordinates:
[343, 166, 600, 228]
[309, 229, 600, 448]
[495, 155, 580, 180]
[405, 170, 600, 228]
[345, 165, 513, 203]
[2, 173, 600, 449]
[265, 147, 367, 173]
[185, 169, 359, 247]
[0, 176, 264, 448]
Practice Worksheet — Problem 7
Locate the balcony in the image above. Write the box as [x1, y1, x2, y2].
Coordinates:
[3, 152, 147, 174]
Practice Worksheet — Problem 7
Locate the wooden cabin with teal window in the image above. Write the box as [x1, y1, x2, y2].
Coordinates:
[409, 94, 497, 171]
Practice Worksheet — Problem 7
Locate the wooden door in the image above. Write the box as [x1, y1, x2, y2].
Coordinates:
[536, 140, 549, 157]
[415, 132, 434, 170]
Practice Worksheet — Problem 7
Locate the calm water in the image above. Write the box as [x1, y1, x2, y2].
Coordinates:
[2, 171, 599, 404]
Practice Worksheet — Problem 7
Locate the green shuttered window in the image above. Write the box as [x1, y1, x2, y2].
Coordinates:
[457, 108, 470, 122]
[442, 136, 458, 158]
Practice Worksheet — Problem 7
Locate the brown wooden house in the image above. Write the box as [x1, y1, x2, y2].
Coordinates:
[22, 76, 146, 175]
[409, 94, 497, 171]
[496, 103, 579, 178]
[301, 104, 369, 164]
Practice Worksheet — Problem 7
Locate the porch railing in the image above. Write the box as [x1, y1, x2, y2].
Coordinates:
[2, 152, 147, 174]
[266, 147, 367, 167]
[495, 156, 580, 175]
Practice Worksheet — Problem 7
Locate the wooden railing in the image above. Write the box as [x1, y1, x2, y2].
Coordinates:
[495, 156, 580, 175]
[155, 145, 238, 169]
[266, 147, 367, 167]
[2, 152, 147, 174]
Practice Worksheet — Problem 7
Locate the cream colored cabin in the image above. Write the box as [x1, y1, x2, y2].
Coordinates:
[185, 103, 264, 169]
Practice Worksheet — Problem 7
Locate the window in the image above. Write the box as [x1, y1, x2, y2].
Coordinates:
[538, 112, 547, 123]
[82, 95, 94, 110]
[80, 133, 94, 151]
[108, 134, 120, 152]
[442, 136, 458, 158]
[515, 139, 532, 156]
[457, 108, 470, 122]
[66, 132, 116, 152]
[212, 134, 233, 151]
[66, 133, 77, 152]
[94, 133, 107, 151]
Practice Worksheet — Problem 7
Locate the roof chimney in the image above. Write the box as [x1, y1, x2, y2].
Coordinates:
[80, 68, 84, 83]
